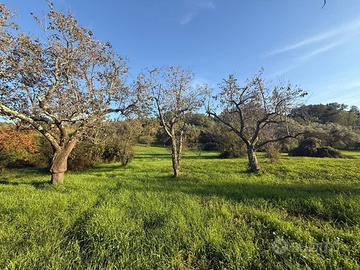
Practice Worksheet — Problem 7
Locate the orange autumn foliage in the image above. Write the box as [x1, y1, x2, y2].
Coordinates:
[0, 125, 38, 154]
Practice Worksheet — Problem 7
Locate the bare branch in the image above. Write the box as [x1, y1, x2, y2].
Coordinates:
[256, 132, 305, 149]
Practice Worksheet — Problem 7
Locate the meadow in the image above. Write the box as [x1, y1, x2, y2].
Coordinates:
[0, 146, 359, 269]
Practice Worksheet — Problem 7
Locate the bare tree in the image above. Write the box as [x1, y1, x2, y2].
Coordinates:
[137, 67, 207, 177]
[0, 3, 134, 184]
[207, 72, 307, 172]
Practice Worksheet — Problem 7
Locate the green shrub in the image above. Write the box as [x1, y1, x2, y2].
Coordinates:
[103, 142, 134, 167]
[138, 135, 155, 145]
[265, 143, 280, 163]
[289, 138, 320, 157]
[216, 131, 246, 159]
[0, 146, 12, 172]
[290, 138, 343, 158]
[218, 143, 246, 159]
[32, 136, 53, 168]
[68, 140, 104, 171]
[0, 144, 36, 170]
[316, 147, 342, 158]
[119, 148, 134, 167]
[219, 150, 240, 159]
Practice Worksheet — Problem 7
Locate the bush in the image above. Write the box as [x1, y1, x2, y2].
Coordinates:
[279, 138, 298, 153]
[32, 136, 53, 168]
[102, 141, 134, 167]
[216, 129, 246, 158]
[289, 138, 320, 157]
[354, 142, 360, 150]
[119, 148, 134, 167]
[67, 120, 137, 170]
[303, 122, 360, 150]
[138, 135, 155, 145]
[316, 147, 342, 158]
[0, 146, 12, 172]
[0, 121, 138, 171]
[219, 150, 240, 159]
[0, 125, 38, 169]
[265, 143, 280, 163]
[289, 138, 343, 158]
[68, 140, 104, 171]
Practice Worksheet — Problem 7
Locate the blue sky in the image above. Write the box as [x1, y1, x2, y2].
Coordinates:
[3, 0, 360, 107]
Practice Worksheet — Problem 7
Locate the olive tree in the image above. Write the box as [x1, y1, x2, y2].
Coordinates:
[207, 73, 307, 172]
[0, 4, 133, 184]
[137, 67, 207, 177]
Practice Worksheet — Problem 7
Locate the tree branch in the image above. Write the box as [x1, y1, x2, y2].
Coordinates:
[255, 132, 304, 149]
[155, 97, 172, 138]
[0, 103, 61, 151]
[207, 110, 250, 146]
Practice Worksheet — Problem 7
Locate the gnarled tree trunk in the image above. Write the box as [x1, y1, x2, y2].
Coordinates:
[247, 145, 260, 172]
[50, 140, 77, 185]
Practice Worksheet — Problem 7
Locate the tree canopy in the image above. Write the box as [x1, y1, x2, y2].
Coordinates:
[0, 3, 134, 183]
[208, 72, 307, 172]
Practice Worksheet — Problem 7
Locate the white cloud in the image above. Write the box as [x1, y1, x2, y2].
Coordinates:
[267, 17, 360, 56]
[295, 39, 345, 62]
[179, 0, 215, 25]
[267, 24, 360, 78]
[269, 40, 354, 78]
[266, 63, 300, 79]
[196, 1, 215, 9]
[180, 13, 196, 25]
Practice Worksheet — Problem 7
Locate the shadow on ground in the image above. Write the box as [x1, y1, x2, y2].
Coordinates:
[0, 179, 51, 189]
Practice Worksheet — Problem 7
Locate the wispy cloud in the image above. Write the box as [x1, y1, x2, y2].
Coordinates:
[179, 0, 215, 25]
[267, 17, 360, 78]
[266, 64, 300, 79]
[267, 17, 360, 56]
[312, 79, 360, 106]
[296, 39, 345, 62]
[268, 38, 355, 78]
[180, 12, 196, 25]
[314, 78, 360, 106]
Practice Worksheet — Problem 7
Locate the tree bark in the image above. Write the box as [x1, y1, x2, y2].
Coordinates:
[171, 138, 180, 177]
[50, 140, 77, 184]
[247, 145, 260, 172]
[50, 151, 68, 185]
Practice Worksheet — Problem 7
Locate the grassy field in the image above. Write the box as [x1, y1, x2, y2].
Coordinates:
[0, 146, 360, 269]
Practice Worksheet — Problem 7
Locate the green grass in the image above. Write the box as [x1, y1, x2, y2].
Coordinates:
[0, 145, 360, 269]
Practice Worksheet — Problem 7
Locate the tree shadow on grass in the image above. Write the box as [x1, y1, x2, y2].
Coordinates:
[30, 180, 52, 189]
[0, 179, 17, 185]
[134, 153, 219, 160]
[134, 153, 170, 160]
[1, 167, 49, 180]
[0, 179, 51, 189]
[125, 174, 360, 223]
[135, 177, 360, 201]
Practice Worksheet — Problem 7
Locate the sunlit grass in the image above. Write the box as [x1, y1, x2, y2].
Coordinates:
[0, 146, 359, 269]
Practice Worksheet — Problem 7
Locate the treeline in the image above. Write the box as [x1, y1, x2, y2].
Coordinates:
[292, 103, 360, 150]
[292, 103, 360, 127]
[1, 102, 359, 171]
